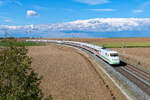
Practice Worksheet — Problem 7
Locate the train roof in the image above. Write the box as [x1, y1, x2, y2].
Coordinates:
[26, 40, 118, 54]
[93, 46, 102, 50]
[101, 48, 118, 53]
[63, 41, 102, 51]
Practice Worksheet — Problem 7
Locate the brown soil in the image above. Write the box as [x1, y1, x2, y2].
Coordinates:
[27, 44, 114, 100]
[113, 48, 150, 72]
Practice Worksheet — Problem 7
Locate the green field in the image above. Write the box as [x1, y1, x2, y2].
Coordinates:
[91, 41, 150, 48]
[0, 40, 44, 47]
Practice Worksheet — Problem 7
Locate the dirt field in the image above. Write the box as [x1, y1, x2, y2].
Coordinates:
[113, 48, 150, 72]
[27, 44, 115, 100]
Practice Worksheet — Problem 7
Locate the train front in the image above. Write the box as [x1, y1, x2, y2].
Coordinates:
[109, 51, 120, 65]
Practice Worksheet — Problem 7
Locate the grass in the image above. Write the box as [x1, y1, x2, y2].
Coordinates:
[91, 41, 150, 48]
[0, 40, 45, 47]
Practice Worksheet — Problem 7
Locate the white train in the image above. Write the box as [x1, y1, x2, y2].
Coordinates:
[63, 41, 120, 65]
[26, 39, 120, 65]
[100, 48, 120, 65]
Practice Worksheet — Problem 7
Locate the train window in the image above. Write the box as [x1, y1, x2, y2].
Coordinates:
[110, 53, 118, 57]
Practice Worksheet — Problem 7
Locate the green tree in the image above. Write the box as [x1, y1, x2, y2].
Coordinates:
[0, 40, 51, 100]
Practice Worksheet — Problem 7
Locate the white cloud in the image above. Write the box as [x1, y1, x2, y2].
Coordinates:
[89, 9, 116, 12]
[74, 0, 110, 5]
[27, 10, 39, 17]
[133, 9, 143, 13]
[1, 18, 150, 34]
[133, 1, 150, 14]
[13, 1, 22, 6]
[0, 0, 22, 6]
[0, 16, 13, 23]
[51, 18, 150, 32]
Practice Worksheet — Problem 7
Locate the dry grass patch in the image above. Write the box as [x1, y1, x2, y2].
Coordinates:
[27, 44, 115, 100]
[113, 48, 150, 72]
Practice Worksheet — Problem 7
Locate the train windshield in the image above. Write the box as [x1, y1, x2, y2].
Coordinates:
[110, 53, 118, 57]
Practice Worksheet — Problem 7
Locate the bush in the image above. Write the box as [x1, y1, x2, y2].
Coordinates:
[0, 40, 51, 100]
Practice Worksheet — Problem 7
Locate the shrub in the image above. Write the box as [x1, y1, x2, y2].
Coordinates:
[0, 40, 51, 100]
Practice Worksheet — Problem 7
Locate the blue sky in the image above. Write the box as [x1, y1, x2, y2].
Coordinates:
[0, 0, 150, 25]
[1, 0, 150, 38]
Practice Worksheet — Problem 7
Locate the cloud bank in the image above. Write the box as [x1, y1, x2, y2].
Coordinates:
[1, 18, 150, 37]
[49, 18, 150, 32]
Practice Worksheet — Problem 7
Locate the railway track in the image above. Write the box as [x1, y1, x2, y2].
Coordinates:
[124, 64, 150, 82]
[66, 44, 150, 97]
[114, 62, 150, 96]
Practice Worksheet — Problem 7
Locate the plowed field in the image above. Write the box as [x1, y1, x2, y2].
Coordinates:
[27, 44, 115, 100]
[113, 48, 150, 72]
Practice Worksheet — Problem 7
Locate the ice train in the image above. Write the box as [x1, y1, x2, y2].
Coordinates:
[26, 40, 120, 65]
